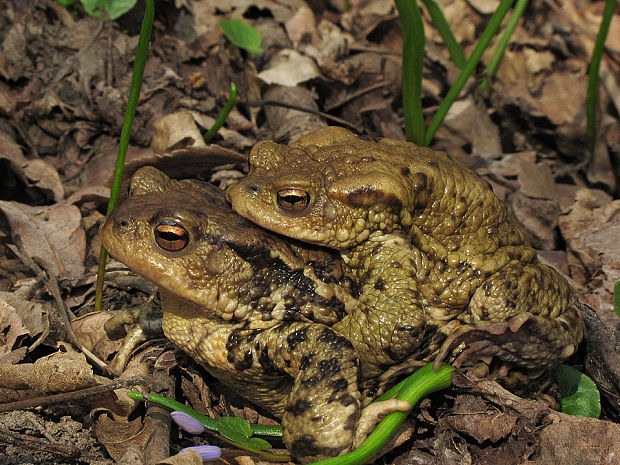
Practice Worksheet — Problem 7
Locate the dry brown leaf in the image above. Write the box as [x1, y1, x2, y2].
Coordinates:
[0, 200, 85, 279]
[285, 5, 317, 48]
[443, 97, 502, 157]
[0, 130, 64, 202]
[257, 49, 322, 87]
[559, 189, 620, 324]
[152, 111, 207, 154]
[158, 449, 203, 465]
[0, 299, 29, 364]
[93, 415, 152, 461]
[0, 347, 106, 397]
[0, 291, 49, 363]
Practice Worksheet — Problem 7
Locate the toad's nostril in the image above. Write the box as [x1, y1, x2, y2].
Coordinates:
[119, 220, 129, 227]
[247, 184, 260, 194]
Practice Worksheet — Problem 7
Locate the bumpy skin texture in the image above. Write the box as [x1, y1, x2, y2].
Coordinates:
[101, 167, 409, 463]
[226, 127, 584, 378]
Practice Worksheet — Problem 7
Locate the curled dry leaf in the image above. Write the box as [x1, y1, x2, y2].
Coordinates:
[0, 299, 29, 364]
[93, 415, 152, 461]
[0, 130, 64, 202]
[257, 49, 322, 87]
[0, 200, 85, 279]
[0, 346, 106, 398]
[0, 291, 49, 363]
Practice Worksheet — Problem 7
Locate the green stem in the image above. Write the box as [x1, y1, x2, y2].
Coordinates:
[203, 82, 238, 142]
[423, 0, 514, 146]
[481, 0, 529, 90]
[128, 391, 283, 437]
[395, 0, 426, 144]
[94, 0, 154, 312]
[586, 0, 617, 154]
[307, 363, 454, 465]
[420, 0, 466, 68]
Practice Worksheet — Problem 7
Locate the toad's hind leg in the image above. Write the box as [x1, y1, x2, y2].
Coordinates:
[435, 262, 584, 371]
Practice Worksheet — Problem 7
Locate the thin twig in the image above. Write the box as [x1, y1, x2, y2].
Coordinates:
[0, 376, 154, 413]
[246, 100, 360, 132]
[324, 81, 391, 112]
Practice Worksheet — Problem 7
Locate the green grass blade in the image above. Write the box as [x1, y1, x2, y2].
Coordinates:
[420, 0, 466, 68]
[481, 0, 529, 90]
[203, 82, 238, 142]
[94, 0, 154, 312]
[395, 0, 426, 144]
[586, 0, 617, 154]
[423, 0, 514, 146]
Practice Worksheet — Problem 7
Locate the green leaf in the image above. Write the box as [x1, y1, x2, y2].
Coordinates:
[614, 280, 620, 318]
[556, 364, 601, 419]
[80, 0, 137, 20]
[245, 437, 273, 450]
[220, 19, 264, 54]
[57, 0, 76, 6]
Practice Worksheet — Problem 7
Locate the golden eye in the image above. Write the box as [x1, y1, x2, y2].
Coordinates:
[276, 189, 310, 212]
[154, 221, 189, 251]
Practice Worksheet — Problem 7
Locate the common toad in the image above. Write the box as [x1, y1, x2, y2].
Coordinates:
[100, 167, 409, 463]
[226, 127, 584, 378]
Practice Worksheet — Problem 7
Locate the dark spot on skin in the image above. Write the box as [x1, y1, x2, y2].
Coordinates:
[459, 196, 466, 204]
[343, 411, 359, 431]
[287, 327, 308, 350]
[318, 329, 353, 351]
[392, 261, 402, 269]
[258, 346, 280, 374]
[302, 375, 322, 388]
[400, 166, 411, 177]
[506, 300, 516, 308]
[481, 307, 489, 318]
[427, 159, 439, 168]
[229, 349, 253, 371]
[560, 320, 570, 330]
[274, 322, 292, 333]
[291, 435, 344, 459]
[327, 378, 349, 392]
[412, 172, 427, 191]
[371, 243, 383, 256]
[317, 358, 341, 377]
[300, 354, 314, 370]
[339, 394, 357, 407]
[343, 186, 403, 210]
[385, 348, 400, 362]
[226, 329, 242, 351]
[286, 399, 312, 415]
[482, 282, 492, 291]
[285, 360, 291, 367]
[457, 262, 469, 274]
[374, 278, 385, 290]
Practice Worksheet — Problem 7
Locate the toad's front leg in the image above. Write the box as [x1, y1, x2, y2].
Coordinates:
[255, 323, 406, 463]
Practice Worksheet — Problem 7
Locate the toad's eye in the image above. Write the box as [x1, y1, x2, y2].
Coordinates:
[276, 189, 310, 212]
[154, 221, 189, 251]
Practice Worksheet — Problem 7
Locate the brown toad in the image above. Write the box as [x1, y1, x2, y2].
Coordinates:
[100, 166, 409, 463]
[226, 127, 584, 379]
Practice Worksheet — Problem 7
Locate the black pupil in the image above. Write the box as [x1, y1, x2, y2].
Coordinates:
[158, 230, 183, 241]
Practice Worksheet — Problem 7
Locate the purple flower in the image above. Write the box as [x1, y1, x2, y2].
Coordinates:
[171, 411, 206, 435]
[179, 445, 222, 462]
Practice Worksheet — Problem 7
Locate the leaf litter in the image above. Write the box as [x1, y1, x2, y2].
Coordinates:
[0, 0, 619, 464]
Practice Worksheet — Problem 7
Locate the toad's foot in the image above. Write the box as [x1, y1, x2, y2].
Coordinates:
[353, 398, 411, 447]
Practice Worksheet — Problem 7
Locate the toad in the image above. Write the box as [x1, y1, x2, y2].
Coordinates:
[226, 127, 584, 379]
[100, 166, 410, 463]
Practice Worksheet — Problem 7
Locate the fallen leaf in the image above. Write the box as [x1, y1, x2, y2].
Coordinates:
[257, 49, 322, 87]
[0, 200, 85, 279]
[0, 130, 64, 202]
